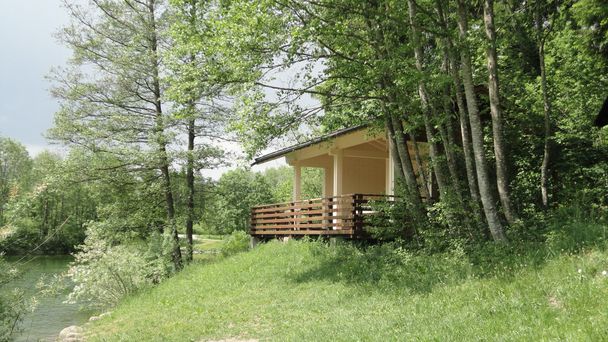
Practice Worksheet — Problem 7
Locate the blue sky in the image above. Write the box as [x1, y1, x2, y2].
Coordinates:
[0, 0, 70, 155]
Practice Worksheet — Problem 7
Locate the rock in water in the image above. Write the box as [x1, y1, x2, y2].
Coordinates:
[57, 325, 85, 342]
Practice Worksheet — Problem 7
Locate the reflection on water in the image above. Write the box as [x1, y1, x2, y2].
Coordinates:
[6, 256, 94, 342]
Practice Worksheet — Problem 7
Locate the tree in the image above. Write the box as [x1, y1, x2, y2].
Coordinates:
[435, 0, 482, 221]
[261, 166, 323, 202]
[203, 169, 274, 234]
[456, 0, 506, 242]
[50, 0, 182, 269]
[407, 0, 460, 230]
[483, 0, 517, 224]
[0, 137, 32, 226]
[134, 0, 608, 246]
[534, 0, 554, 208]
[166, 0, 228, 261]
[0, 150, 99, 254]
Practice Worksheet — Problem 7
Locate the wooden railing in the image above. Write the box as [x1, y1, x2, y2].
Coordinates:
[250, 194, 395, 237]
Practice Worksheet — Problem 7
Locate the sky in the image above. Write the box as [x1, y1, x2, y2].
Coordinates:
[0, 0, 288, 178]
[0, 0, 71, 156]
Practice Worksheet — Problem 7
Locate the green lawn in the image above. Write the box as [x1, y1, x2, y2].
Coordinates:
[193, 238, 224, 252]
[86, 235, 608, 341]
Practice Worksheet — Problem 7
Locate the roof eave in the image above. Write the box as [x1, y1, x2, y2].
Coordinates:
[250, 125, 368, 166]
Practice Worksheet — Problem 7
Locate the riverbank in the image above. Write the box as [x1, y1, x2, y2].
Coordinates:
[86, 237, 608, 341]
[6, 256, 93, 342]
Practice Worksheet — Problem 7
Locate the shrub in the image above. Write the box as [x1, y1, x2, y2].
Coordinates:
[220, 231, 250, 257]
[543, 205, 608, 255]
[0, 256, 26, 340]
[65, 225, 173, 309]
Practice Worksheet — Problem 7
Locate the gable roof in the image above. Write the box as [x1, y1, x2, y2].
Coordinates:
[251, 125, 367, 166]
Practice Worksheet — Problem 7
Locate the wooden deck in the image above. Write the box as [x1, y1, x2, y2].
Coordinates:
[250, 194, 393, 238]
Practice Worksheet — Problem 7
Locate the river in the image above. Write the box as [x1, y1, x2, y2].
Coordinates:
[6, 256, 94, 342]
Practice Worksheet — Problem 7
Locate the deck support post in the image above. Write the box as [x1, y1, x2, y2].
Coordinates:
[329, 237, 344, 246]
[249, 236, 260, 249]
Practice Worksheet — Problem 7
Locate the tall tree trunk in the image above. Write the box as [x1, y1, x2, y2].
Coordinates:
[436, 0, 484, 228]
[410, 134, 430, 200]
[536, 0, 552, 208]
[439, 58, 464, 196]
[147, 0, 182, 269]
[407, 0, 452, 201]
[386, 117, 422, 237]
[454, 72, 480, 204]
[435, 0, 481, 209]
[386, 120, 405, 186]
[388, 116, 425, 212]
[457, 0, 507, 242]
[483, 0, 517, 224]
[369, 10, 423, 213]
[186, 116, 195, 262]
[366, 1, 425, 233]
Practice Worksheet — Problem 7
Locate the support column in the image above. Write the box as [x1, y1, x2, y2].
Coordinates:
[322, 165, 333, 229]
[332, 150, 343, 197]
[331, 150, 343, 230]
[386, 140, 395, 195]
[323, 166, 333, 197]
[293, 162, 301, 202]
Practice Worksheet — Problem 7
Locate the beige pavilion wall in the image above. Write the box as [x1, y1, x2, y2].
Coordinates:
[342, 157, 387, 195]
[285, 127, 433, 199]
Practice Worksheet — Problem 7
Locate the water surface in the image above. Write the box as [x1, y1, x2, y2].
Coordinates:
[6, 256, 93, 342]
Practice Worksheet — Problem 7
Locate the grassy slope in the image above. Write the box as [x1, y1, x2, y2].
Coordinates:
[88, 240, 608, 341]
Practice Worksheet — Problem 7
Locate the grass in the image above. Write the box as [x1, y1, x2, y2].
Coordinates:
[177, 235, 224, 262]
[86, 224, 608, 341]
[193, 238, 224, 252]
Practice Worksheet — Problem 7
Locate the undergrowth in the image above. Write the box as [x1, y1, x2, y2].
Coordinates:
[85, 211, 608, 341]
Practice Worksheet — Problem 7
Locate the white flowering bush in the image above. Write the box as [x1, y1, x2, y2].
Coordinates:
[0, 255, 26, 340]
[66, 225, 173, 309]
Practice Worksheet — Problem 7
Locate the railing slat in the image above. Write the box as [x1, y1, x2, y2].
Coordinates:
[250, 193, 395, 237]
[252, 215, 355, 224]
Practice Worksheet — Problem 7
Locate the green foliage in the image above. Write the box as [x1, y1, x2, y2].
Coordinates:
[203, 168, 274, 234]
[201, 166, 324, 235]
[65, 224, 173, 309]
[0, 137, 32, 227]
[2, 1, 603, 333]
[572, 0, 608, 58]
[261, 166, 323, 202]
[86, 225, 608, 340]
[220, 230, 250, 257]
[0, 256, 26, 340]
[0, 150, 97, 254]
[365, 196, 411, 242]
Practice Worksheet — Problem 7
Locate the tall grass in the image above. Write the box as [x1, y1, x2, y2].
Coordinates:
[86, 216, 608, 341]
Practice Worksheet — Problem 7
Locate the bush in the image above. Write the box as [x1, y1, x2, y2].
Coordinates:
[0, 209, 87, 255]
[0, 222, 39, 255]
[543, 205, 608, 255]
[0, 256, 26, 340]
[220, 231, 250, 257]
[65, 225, 173, 309]
[365, 197, 409, 241]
